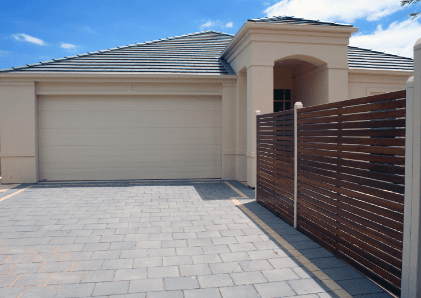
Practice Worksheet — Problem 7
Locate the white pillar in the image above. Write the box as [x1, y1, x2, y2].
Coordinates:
[402, 38, 421, 298]
[246, 64, 274, 187]
[236, 71, 247, 181]
[221, 82, 237, 180]
[294, 102, 303, 228]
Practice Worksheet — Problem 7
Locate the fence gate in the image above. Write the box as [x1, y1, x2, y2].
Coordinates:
[256, 90, 406, 296]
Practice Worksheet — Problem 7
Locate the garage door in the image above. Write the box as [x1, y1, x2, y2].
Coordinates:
[38, 96, 221, 181]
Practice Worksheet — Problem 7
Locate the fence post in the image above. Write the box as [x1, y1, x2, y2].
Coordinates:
[402, 38, 421, 298]
[294, 102, 303, 229]
[255, 110, 261, 196]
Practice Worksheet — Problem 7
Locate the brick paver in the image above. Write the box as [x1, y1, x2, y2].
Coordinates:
[0, 180, 387, 297]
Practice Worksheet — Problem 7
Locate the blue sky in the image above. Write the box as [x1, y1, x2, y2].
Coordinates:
[0, 0, 420, 70]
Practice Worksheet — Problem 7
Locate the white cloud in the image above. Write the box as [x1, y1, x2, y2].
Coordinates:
[11, 33, 46, 45]
[200, 20, 234, 31]
[264, 0, 401, 23]
[0, 50, 10, 57]
[350, 19, 421, 58]
[60, 43, 80, 53]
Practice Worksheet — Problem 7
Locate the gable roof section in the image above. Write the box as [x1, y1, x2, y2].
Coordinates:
[247, 16, 353, 27]
[348, 46, 413, 71]
[0, 31, 235, 75]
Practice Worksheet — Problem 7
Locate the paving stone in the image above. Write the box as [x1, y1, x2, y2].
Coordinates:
[198, 274, 234, 288]
[9, 263, 44, 274]
[20, 285, 60, 298]
[261, 268, 300, 282]
[187, 239, 213, 247]
[202, 245, 231, 254]
[149, 248, 176, 257]
[163, 256, 193, 266]
[184, 288, 222, 298]
[228, 243, 257, 252]
[268, 257, 301, 269]
[120, 249, 148, 259]
[147, 290, 184, 298]
[176, 247, 203, 256]
[115, 268, 147, 281]
[164, 276, 200, 290]
[129, 278, 164, 293]
[322, 266, 363, 281]
[219, 285, 259, 298]
[148, 266, 179, 278]
[209, 262, 243, 274]
[47, 271, 84, 284]
[288, 278, 327, 295]
[230, 271, 267, 285]
[336, 278, 384, 296]
[81, 269, 116, 283]
[93, 281, 130, 296]
[0, 287, 25, 298]
[63, 251, 93, 261]
[133, 257, 163, 268]
[56, 283, 96, 298]
[254, 281, 296, 298]
[162, 240, 187, 248]
[310, 257, 348, 269]
[12, 272, 51, 287]
[92, 250, 121, 260]
[219, 252, 250, 262]
[179, 264, 211, 276]
[247, 249, 279, 260]
[71, 260, 104, 271]
[239, 260, 273, 272]
[103, 258, 133, 269]
[192, 254, 223, 264]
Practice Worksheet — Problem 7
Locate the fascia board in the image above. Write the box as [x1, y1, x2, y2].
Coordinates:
[349, 68, 414, 77]
[0, 72, 238, 83]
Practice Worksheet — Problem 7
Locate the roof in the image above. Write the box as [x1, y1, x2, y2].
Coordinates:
[0, 19, 414, 74]
[247, 16, 353, 27]
[348, 46, 413, 71]
[0, 31, 236, 75]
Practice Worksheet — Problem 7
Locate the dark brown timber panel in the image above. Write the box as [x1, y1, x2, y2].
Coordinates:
[256, 110, 295, 226]
[256, 90, 406, 296]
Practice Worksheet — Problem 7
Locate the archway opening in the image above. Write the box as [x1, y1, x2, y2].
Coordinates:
[273, 57, 327, 111]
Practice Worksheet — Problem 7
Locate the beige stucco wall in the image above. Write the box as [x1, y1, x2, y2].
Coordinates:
[348, 69, 411, 99]
[0, 81, 38, 183]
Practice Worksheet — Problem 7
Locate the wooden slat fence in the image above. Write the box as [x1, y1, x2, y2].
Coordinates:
[256, 110, 294, 225]
[256, 90, 406, 296]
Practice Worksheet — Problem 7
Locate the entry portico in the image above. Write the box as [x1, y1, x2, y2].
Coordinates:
[221, 20, 357, 186]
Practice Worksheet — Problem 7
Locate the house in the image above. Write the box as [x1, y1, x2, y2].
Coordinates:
[0, 16, 414, 186]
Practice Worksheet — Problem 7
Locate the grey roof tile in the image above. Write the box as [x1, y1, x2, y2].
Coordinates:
[348, 46, 413, 71]
[0, 31, 235, 75]
[248, 16, 353, 27]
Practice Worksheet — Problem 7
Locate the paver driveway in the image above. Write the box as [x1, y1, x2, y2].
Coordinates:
[0, 180, 388, 298]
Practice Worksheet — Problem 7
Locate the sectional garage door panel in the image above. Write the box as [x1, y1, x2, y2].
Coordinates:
[38, 96, 222, 181]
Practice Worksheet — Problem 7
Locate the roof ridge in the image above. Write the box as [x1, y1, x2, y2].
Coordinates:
[247, 15, 352, 27]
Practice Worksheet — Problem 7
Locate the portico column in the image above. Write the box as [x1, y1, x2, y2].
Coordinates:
[221, 81, 237, 180]
[326, 67, 348, 103]
[246, 64, 274, 187]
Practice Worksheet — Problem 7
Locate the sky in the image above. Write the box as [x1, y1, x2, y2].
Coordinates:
[0, 0, 420, 70]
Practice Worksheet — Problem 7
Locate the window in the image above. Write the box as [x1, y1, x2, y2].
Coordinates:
[274, 89, 292, 112]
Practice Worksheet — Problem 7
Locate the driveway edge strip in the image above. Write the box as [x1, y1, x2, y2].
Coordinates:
[0, 185, 32, 202]
[224, 181, 353, 298]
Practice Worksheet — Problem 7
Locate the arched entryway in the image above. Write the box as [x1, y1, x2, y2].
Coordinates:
[273, 56, 328, 111]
